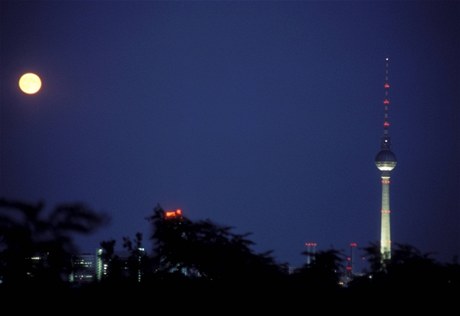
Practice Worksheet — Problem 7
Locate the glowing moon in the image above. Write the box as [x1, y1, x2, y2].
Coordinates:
[19, 73, 42, 94]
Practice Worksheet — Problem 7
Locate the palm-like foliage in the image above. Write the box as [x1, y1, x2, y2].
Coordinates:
[0, 198, 108, 284]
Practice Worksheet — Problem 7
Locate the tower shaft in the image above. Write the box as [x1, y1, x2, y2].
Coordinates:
[380, 175, 391, 260]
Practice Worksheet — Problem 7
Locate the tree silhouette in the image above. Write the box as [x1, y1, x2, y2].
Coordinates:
[350, 242, 459, 295]
[147, 204, 282, 284]
[0, 198, 108, 285]
[385, 243, 444, 290]
[292, 248, 343, 290]
[361, 242, 383, 272]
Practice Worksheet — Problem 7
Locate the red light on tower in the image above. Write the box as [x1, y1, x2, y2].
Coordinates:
[384, 83, 390, 89]
[347, 242, 358, 276]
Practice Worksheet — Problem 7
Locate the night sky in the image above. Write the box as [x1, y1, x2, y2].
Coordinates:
[1, 1, 459, 267]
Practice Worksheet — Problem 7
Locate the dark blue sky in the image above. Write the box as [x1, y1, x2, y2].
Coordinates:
[1, 1, 459, 267]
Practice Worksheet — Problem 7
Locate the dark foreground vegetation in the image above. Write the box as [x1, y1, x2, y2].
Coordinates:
[0, 198, 458, 306]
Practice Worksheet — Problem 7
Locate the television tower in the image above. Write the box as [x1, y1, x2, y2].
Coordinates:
[375, 57, 397, 261]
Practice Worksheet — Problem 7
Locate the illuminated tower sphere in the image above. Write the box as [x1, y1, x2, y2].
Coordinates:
[375, 57, 397, 262]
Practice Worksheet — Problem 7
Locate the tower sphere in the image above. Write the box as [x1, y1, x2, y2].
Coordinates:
[375, 149, 397, 171]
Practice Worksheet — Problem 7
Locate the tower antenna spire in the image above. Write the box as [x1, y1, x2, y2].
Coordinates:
[382, 57, 391, 149]
[383, 57, 390, 136]
[375, 57, 397, 263]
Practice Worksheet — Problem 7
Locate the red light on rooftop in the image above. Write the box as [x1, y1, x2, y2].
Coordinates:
[165, 209, 183, 219]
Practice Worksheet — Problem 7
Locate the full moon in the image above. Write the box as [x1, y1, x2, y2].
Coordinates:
[19, 73, 42, 94]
